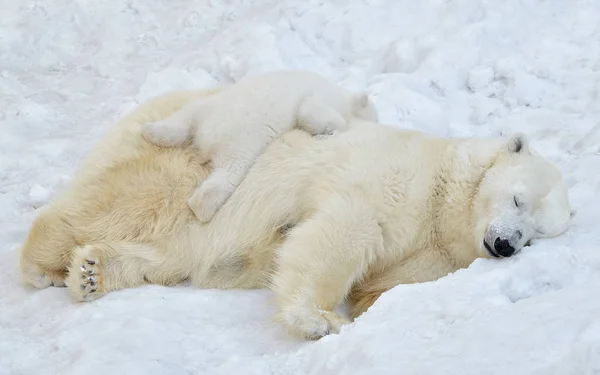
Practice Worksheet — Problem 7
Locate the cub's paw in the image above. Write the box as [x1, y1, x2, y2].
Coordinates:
[65, 246, 105, 302]
[140, 120, 188, 148]
[187, 182, 231, 224]
[278, 305, 349, 340]
[140, 121, 164, 144]
[188, 191, 217, 224]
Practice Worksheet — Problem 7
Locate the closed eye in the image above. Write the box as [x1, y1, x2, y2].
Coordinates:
[513, 196, 521, 208]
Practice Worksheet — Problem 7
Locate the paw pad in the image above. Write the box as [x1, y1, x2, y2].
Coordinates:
[76, 257, 103, 300]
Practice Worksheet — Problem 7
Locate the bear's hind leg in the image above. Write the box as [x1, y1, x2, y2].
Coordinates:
[65, 242, 188, 302]
[21, 263, 67, 290]
[19, 212, 78, 289]
[270, 197, 384, 340]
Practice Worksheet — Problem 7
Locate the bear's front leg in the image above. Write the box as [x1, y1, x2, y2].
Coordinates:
[270, 196, 384, 340]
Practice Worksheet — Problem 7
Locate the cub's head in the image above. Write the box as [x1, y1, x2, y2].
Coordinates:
[472, 133, 571, 259]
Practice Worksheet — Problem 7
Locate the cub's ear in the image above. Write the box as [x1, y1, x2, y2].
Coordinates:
[351, 91, 370, 108]
[507, 133, 529, 154]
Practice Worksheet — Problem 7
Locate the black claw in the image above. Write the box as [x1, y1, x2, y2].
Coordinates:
[90, 288, 97, 293]
[86, 259, 96, 265]
[306, 328, 328, 341]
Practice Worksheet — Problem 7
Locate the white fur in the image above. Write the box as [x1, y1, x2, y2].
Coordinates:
[19, 90, 571, 340]
[140, 70, 378, 223]
[472, 133, 572, 257]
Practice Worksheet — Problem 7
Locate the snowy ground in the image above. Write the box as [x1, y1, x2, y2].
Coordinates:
[1, 0, 599, 374]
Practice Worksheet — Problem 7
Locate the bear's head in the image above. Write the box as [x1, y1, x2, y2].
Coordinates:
[472, 133, 572, 259]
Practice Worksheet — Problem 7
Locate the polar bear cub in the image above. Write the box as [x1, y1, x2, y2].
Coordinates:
[141, 70, 378, 223]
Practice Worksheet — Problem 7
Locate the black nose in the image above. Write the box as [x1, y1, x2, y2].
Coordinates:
[494, 238, 515, 257]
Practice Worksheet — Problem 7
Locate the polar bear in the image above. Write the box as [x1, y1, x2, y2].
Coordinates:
[140, 70, 378, 223]
[18, 89, 571, 340]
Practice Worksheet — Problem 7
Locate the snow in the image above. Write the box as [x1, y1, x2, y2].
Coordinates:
[1, 0, 599, 374]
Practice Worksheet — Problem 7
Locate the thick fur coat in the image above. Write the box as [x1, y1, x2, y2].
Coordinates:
[19, 89, 571, 339]
[140, 70, 378, 223]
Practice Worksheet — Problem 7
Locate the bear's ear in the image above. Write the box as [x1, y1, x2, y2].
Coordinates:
[351, 91, 370, 108]
[507, 133, 529, 154]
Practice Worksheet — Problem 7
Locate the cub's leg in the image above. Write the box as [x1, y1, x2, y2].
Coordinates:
[141, 99, 213, 148]
[270, 197, 384, 340]
[296, 95, 349, 136]
[187, 141, 268, 223]
[65, 242, 189, 302]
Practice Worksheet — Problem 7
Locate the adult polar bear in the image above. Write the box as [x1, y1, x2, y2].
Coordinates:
[19, 89, 572, 340]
